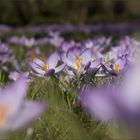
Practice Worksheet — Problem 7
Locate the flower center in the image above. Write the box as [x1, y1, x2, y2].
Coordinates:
[76, 56, 82, 70]
[0, 105, 8, 127]
[114, 63, 120, 73]
[43, 64, 47, 72]
[43, 63, 50, 73]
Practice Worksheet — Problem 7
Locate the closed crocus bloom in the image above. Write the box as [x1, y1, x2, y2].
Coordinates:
[0, 78, 46, 136]
[0, 43, 14, 64]
[49, 35, 64, 48]
[18, 36, 35, 48]
[29, 52, 65, 77]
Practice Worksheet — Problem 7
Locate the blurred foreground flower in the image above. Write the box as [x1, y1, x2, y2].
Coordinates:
[82, 60, 140, 138]
[0, 78, 46, 136]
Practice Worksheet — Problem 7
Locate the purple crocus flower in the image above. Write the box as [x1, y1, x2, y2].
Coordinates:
[49, 32, 64, 48]
[62, 47, 92, 73]
[19, 36, 36, 48]
[29, 52, 65, 77]
[101, 56, 127, 75]
[8, 36, 36, 48]
[0, 78, 46, 135]
[112, 57, 126, 74]
[9, 71, 29, 81]
[0, 43, 14, 64]
[61, 40, 81, 53]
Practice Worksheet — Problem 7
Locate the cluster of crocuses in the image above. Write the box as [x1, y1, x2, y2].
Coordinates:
[1, 32, 140, 138]
[26, 35, 140, 138]
[4, 35, 139, 85]
[16, 36, 137, 80]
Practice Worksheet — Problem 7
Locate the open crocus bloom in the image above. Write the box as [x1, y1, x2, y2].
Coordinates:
[0, 78, 46, 135]
[29, 52, 65, 77]
[101, 56, 127, 76]
[112, 58, 126, 74]
[62, 47, 92, 73]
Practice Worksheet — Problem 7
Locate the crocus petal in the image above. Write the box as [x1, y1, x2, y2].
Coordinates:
[67, 47, 81, 62]
[82, 89, 116, 121]
[47, 52, 59, 68]
[29, 62, 45, 75]
[95, 73, 110, 78]
[9, 72, 29, 81]
[80, 48, 92, 64]
[84, 61, 91, 70]
[55, 64, 66, 73]
[1, 78, 28, 98]
[29, 62, 40, 71]
[113, 58, 125, 71]
[22, 72, 29, 78]
[120, 65, 140, 111]
[8, 101, 46, 130]
[34, 73, 44, 77]
[0, 78, 28, 117]
[44, 69, 55, 76]
[33, 58, 44, 67]
[90, 58, 102, 68]
[101, 64, 117, 76]
[33, 68, 45, 75]
[61, 55, 76, 69]
[9, 72, 20, 81]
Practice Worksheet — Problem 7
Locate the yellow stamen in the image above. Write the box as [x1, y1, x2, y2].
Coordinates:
[76, 56, 82, 70]
[114, 64, 120, 73]
[0, 106, 8, 127]
[43, 64, 47, 72]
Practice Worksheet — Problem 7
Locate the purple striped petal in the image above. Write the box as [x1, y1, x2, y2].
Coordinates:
[33, 58, 44, 67]
[84, 61, 91, 70]
[55, 64, 66, 73]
